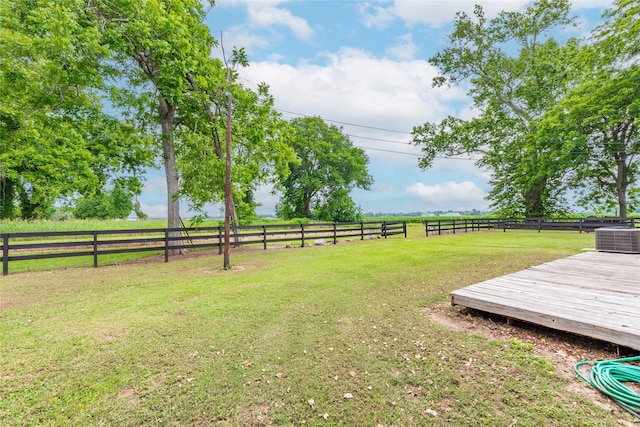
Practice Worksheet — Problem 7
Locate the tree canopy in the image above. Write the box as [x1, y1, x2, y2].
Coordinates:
[276, 117, 372, 222]
[0, 0, 152, 219]
[412, 0, 581, 217]
[1, 0, 294, 227]
[534, 0, 640, 217]
[540, 66, 640, 216]
[414, 0, 640, 218]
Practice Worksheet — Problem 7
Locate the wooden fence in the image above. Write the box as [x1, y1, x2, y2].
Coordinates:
[423, 217, 637, 236]
[1, 221, 406, 276]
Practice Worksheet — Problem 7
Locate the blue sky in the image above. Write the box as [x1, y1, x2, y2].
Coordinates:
[137, 0, 612, 218]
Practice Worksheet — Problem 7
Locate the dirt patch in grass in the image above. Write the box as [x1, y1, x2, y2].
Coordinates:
[425, 302, 638, 425]
[118, 387, 139, 408]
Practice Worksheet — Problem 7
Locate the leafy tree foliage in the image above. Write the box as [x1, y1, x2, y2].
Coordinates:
[177, 80, 295, 223]
[91, 0, 218, 232]
[276, 117, 372, 222]
[412, 0, 579, 217]
[536, 0, 640, 217]
[594, 0, 640, 66]
[74, 179, 139, 219]
[1, 0, 292, 231]
[93, 1, 294, 230]
[555, 67, 640, 216]
[0, 0, 152, 219]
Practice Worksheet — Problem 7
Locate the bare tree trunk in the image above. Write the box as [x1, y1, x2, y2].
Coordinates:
[184, 73, 241, 244]
[158, 96, 183, 253]
[223, 92, 232, 269]
[212, 124, 240, 245]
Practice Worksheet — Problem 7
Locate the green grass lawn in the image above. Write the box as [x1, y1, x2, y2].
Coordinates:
[0, 229, 628, 426]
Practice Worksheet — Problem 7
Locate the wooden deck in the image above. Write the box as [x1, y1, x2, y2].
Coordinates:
[451, 251, 640, 350]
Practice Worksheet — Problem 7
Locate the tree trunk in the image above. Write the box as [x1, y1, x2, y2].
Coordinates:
[616, 157, 628, 218]
[524, 181, 545, 218]
[0, 176, 15, 219]
[158, 96, 183, 253]
[184, 73, 241, 242]
[223, 92, 232, 269]
[303, 193, 311, 217]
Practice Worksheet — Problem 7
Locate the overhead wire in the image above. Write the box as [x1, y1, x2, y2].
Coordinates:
[274, 107, 484, 160]
[275, 108, 412, 134]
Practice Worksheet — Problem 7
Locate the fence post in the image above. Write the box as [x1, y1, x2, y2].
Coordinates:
[2, 234, 8, 276]
[301, 224, 305, 247]
[538, 218, 542, 233]
[438, 221, 442, 235]
[333, 223, 337, 245]
[452, 220, 456, 234]
[263, 225, 267, 250]
[164, 229, 169, 263]
[93, 231, 98, 268]
[360, 222, 364, 240]
[403, 221, 407, 238]
[382, 222, 387, 238]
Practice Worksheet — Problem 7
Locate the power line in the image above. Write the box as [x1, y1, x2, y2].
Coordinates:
[355, 145, 418, 156]
[354, 143, 480, 161]
[275, 108, 413, 135]
[104, 106, 629, 159]
[349, 134, 412, 146]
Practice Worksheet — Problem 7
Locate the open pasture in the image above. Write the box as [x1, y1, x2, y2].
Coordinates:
[0, 229, 633, 425]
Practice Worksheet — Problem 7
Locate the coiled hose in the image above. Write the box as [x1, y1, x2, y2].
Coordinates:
[574, 355, 640, 418]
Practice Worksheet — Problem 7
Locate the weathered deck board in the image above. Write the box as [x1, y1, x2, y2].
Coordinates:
[451, 251, 640, 350]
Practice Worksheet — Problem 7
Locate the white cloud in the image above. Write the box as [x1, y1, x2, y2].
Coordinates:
[570, 1, 613, 11]
[358, 0, 530, 29]
[220, 25, 271, 55]
[214, 0, 313, 57]
[386, 33, 419, 60]
[406, 181, 488, 210]
[245, 2, 313, 40]
[142, 175, 167, 194]
[238, 47, 467, 164]
[357, 2, 397, 29]
[139, 202, 169, 219]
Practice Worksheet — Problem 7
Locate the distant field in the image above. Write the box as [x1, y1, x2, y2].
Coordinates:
[0, 229, 630, 426]
[0, 216, 460, 234]
[0, 217, 415, 233]
[0, 218, 192, 233]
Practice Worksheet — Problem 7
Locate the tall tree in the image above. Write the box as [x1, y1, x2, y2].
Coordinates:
[0, 0, 150, 218]
[93, 0, 218, 235]
[540, 66, 640, 217]
[276, 117, 372, 222]
[177, 80, 295, 222]
[412, 0, 579, 217]
[535, 0, 640, 217]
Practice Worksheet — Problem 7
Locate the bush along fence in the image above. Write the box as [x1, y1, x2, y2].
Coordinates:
[0, 221, 406, 276]
[423, 217, 637, 236]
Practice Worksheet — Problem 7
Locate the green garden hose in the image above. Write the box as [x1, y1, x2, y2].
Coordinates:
[574, 355, 640, 418]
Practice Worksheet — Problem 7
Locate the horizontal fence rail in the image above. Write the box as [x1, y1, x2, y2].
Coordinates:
[423, 217, 637, 236]
[1, 221, 406, 276]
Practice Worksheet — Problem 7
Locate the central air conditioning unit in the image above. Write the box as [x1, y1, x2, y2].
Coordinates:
[595, 227, 640, 254]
